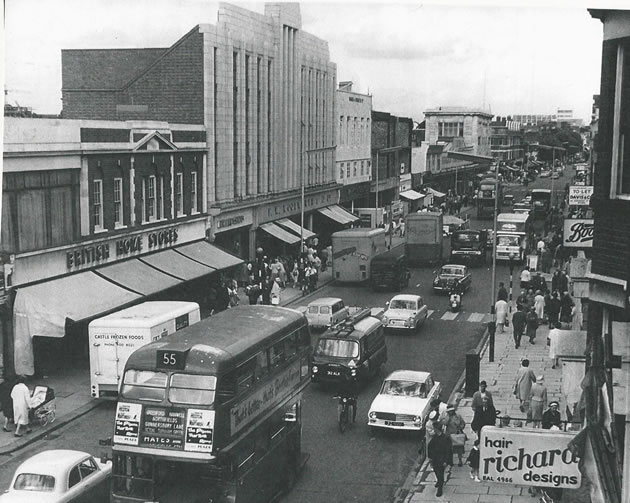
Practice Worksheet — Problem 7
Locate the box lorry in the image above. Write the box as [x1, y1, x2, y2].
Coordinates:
[495, 212, 532, 263]
[405, 212, 443, 266]
[88, 301, 200, 398]
[332, 228, 387, 283]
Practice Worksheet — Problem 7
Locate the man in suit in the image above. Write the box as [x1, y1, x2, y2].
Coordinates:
[471, 396, 496, 437]
[427, 426, 452, 497]
[471, 381, 494, 413]
[512, 305, 527, 349]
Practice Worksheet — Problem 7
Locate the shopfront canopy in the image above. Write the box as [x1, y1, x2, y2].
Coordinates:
[317, 205, 359, 225]
[176, 240, 244, 270]
[426, 188, 446, 199]
[260, 222, 301, 244]
[97, 258, 183, 296]
[276, 218, 316, 239]
[399, 190, 425, 201]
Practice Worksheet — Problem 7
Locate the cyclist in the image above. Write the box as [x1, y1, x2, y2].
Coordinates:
[337, 373, 358, 423]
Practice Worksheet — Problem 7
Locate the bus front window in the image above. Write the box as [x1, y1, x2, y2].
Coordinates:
[169, 374, 216, 406]
[121, 370, 167, 402]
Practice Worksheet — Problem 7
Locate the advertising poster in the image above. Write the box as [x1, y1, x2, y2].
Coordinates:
[480, 427, 581, 489]
[563, 219, 594, 248]
[185, 409, 215, 453]
[113, 402, 142, 446]
[568, 186, 593, 206]
[140, 407, 186, 450]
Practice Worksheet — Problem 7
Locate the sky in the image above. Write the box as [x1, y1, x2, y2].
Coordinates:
[3, 0, 626, 123]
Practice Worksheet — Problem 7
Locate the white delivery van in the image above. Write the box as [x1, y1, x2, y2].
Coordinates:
[88, 301, 200, 399]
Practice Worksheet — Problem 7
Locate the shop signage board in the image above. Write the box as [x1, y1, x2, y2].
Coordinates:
[257, 189, 339, 224]
[215, 210, 253, 232]
[563, 219, 594, 248]
[568, 186, 593, 206]
[480, 427, 581, 489]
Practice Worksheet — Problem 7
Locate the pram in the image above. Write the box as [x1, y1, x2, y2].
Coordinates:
[29, 386, 56, 427]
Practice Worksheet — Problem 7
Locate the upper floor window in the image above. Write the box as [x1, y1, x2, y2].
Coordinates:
[175, 172, 184, 216]
[191, 171, 198, 213]
[361, 160, 365, 175]
[438, 122, 464, 138]
[353, 162, 357, 177]
[156, 176, 164, 220]
[113, 178, 123, 227]
[339, 116, 344, 144]
[143, 176, 156, 222]
[93, 179, 103, 230]
[346, 164, 350, 178]
[340, 163, 344, 179]
[611, 38, 630, 196]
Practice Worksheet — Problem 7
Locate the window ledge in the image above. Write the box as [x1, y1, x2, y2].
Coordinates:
[114, 224, 127, 230]
[93, 227, 108, 235]
[612, 194, 630, 201]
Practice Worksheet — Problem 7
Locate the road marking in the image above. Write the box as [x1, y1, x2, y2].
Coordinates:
[467, 312, 485, 322]
[441, 311, 459, 321]
[426, 309, 435, 319]
[481, 313, 493, 323]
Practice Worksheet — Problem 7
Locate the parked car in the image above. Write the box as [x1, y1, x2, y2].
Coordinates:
[368, 370, 442, 432]
[382, 294, 429, 332]
[539, 170, 551, 178]
[432, 264, 472, 293]
[551, 172, 560, 179]
[304, 297, 350, 330]
[0, 450, 111, 503]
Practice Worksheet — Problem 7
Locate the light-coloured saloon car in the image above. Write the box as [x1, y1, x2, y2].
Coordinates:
[368, 370, 442, 431]
[382, 294, 428, 331]
[0, 450, 111, 503]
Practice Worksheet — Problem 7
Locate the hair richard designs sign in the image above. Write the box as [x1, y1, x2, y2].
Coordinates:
[480, 427, 581, 489]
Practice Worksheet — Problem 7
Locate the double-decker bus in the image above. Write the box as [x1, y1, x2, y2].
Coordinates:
[476, 176, 502, 218]
[110, 305, 311, 503]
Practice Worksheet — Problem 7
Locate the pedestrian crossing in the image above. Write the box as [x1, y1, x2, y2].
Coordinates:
[425, 309, 493, 323]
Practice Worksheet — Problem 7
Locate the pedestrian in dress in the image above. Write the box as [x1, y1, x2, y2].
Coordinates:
[511, 305, 527, 349]
[471, 396, 496, 437]
[534, 290, 545, 321]
[528, 375, 548, 428]
[467, 439, 481, 482]
[440, 404, 466, 466]
[471, 381, 494, 413]
[1, 376, 16, 432]
[427, 425, 452, 498]
[11, 376, 32, 437]
[526, 306, 539, 344]
[495, 299, 508, 333]
[270, 278, 282, 305]
[514, 359, 536, 413]
[497, 282, 508, 302]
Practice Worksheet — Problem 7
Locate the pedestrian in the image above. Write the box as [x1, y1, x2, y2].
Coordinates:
[557, 270, 569, 293]
[511, 305, 527, 349]
[528, 375, 548, 428]
[497, 282, 508, 302]
[541, 247, 553, 274]
[471, 396, 496, 437]
[520, 266, 531, 290]
[261, 278, 273, 305]
[471, 381, 494, 413]
[215, 280, 230, 312]
[547, 291, 561, 329]
[440, 404, 466, 466]
[516, 289, 529, 311]
[424, 410, 443, 452]
[467, 439, 481, 482]
[245, 282, 261, 305]
[526, 306, 539, 344]
[495, 298, 508, 333]
[427, 425, 452, 497]
[11, 376, 32, 437]
[542, 401, 562, 430]
[534, 290, 545, 321]
[571, 300, 583, 330]
[514, 359, 536, 413]
[270, 277, 282, 305]
[1, 376, 16, 432]
[400, 220, 406, 237]
[227, 279, 239, 308]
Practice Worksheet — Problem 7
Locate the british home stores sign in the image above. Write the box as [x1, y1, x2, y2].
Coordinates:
[480, 427, 581, 489]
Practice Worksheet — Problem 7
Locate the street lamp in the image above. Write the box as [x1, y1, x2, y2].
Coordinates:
[508, 251, 516, 320]
[489, 160, 500, 363]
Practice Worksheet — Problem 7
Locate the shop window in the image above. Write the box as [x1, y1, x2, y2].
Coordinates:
[93, 179, 104, 230]
[175, 172, 184, 216]
[191, 171, 198, 213]
[113, 178, 123, 227]
[612, 38, 630, 196]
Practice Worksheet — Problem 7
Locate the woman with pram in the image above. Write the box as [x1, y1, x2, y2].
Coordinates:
[11, 376, 33, 437]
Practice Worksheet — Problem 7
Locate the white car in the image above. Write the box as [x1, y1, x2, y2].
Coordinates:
[368, 370, 442, 431]
[0, 450, 111, 503]
[382, 294, 428, 332]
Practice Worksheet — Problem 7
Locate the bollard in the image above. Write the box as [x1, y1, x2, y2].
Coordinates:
[465, 350, 480, 397]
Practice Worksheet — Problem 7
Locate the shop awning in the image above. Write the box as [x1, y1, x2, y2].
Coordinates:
[14, 272, 142, 375]
[139, 249, 216, 280]
[176, 241, 244, 270]
[426, 188, 446, 199]
[96, 258, 182, 296]
[260, 222, 301, 244]
[317, 205, 359, 225]
[399, 190, 425, 201]
[276, 218, 316, 239]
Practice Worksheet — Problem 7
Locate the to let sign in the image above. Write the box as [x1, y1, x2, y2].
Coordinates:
[563, 219, 594, 248]
[480, 427, 581, 489]
[568, 186, 593, 206]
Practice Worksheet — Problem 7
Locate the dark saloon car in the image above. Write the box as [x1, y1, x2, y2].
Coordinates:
[432, 264, 472, 293]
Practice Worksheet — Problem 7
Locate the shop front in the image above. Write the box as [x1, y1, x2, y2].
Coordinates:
[210, 207, 254, 260]
[10, 217, 243, 376]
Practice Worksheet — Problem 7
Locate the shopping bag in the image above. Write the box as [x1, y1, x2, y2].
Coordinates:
[451, 433, 467, 447]
[505, 318, 510, 328]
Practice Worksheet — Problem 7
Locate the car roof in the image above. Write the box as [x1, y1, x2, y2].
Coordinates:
[308, 297, 343, 306]
[441, 264, 465, 270]
[385, 370, 431, 382]
[389, 294, 421, 302]
[16, 450, 91, 477]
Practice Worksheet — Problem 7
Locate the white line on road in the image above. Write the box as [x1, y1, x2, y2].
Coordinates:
[441, 311, 459, 321]
[467, 312, 485, 322]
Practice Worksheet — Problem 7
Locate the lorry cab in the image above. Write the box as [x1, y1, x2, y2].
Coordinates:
[450, 229, 488, 265]
[370, 250, 410, 291]
[311, 308, 387, 384]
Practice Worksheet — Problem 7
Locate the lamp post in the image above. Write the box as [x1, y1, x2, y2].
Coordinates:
[508, 251, 516, 320]
[489, 159, 500, 363]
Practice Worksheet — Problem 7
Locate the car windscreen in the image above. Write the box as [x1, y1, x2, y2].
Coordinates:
[440, 267, 461, 276]
[121, 370, 167, 402]
[381, 380, 427, 398]
[453, 233, 479, 243]
[389, 299, 416, 310]
[314, 338, 359, 358]
[498, 235, 520, 247]
[13, 473, 55, 491]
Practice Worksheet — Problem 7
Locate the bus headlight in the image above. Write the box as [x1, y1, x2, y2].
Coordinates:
[312, 366, 318, 373]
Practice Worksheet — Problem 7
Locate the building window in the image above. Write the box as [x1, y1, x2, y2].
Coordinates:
[144, 176, 156, 222]
[346, 164, 350, 178]
[340, 163, 344, 179]
[353, 162, 357, 177]
[175, 172, 184, 216]
[113, 178, 123, 227]
[191, 171, 198, 213]
[438, 122, 464, 137]
[612, 39, 630, 196]
[339, 116, 344, 144]
[361, 160, 365, 175]
[157, 176, 164, 220]
[93, 179, 103, 230]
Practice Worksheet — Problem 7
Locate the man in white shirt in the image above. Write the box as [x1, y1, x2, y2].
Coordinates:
[520, 266, 531, 290]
